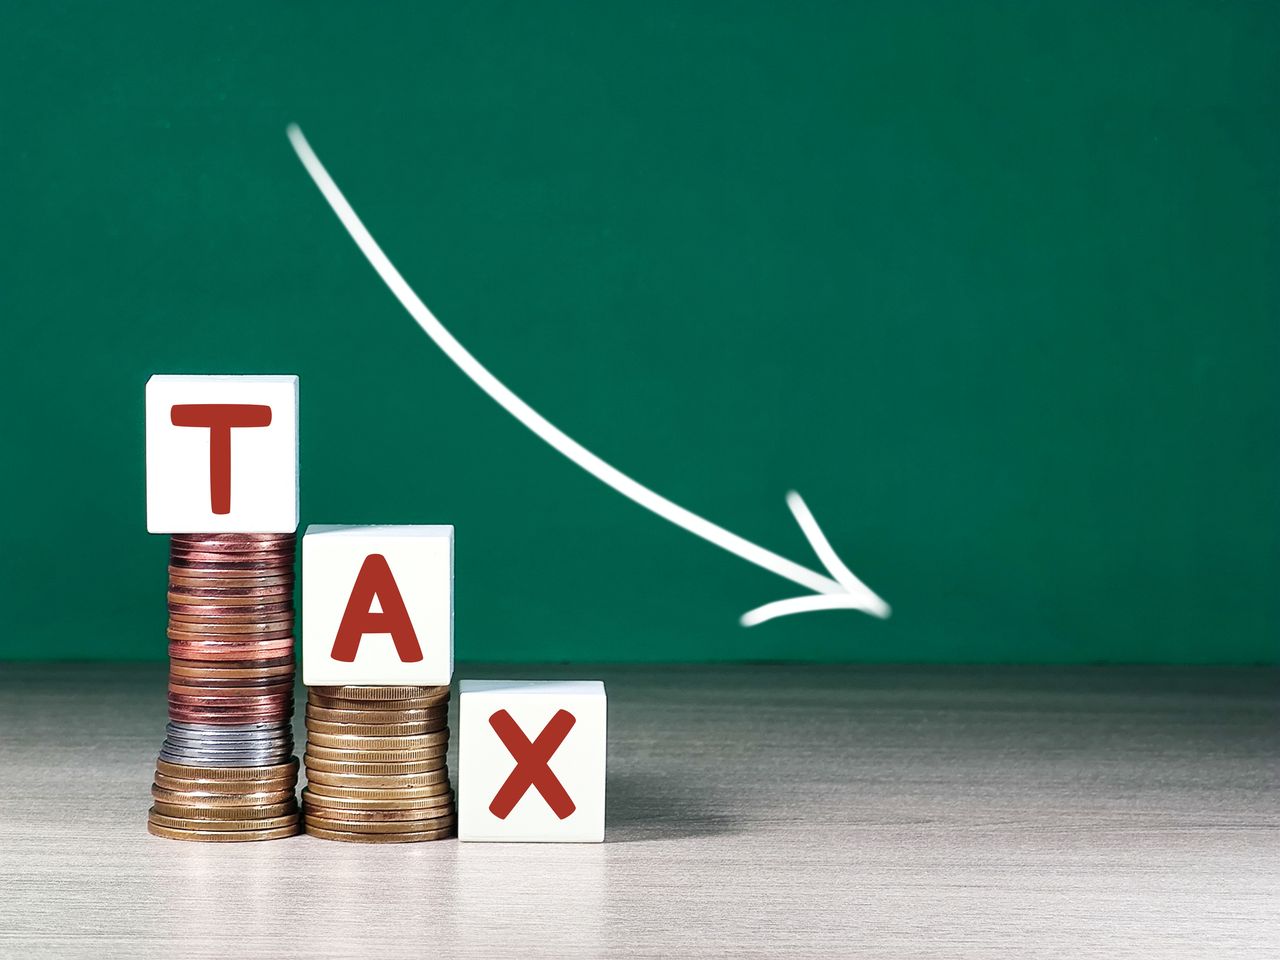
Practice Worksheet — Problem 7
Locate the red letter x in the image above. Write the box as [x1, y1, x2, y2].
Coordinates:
[488, 709, 576, 820]
[170, 403, 272, 514]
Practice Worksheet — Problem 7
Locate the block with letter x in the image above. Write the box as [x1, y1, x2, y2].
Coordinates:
[458, 680, 606, 842]
[145, 374, 298, 533]
[301, 524, 453, 686]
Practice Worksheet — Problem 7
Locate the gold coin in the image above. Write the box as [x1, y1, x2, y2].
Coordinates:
[152, 784, 296, 806]
[302, 755, 447, 775]
[300, 803, 456, 822]
[303, 781, 452, 801]
[306, 696, 449, 714]
[301, 787, 453, 811]
[304, 769, 448, 789]
[155, 757, 298, 781]
[303, 823, 455, 843]
[151, 799, 298, 819]
[148, 821, 300, 842]
[303, 744, 447, 763]
[305, 704, 447, 724]
[305, 730, 448, 751]
[304, 813, 456, 834]
[305, 718, 447, 737]
[153, 771, 297, 793]
[148, 809, 300, 832]
[309, 685, 449, 702]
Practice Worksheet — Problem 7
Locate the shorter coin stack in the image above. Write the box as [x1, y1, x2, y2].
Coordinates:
[148, 533, 301, 841]
[302, 685, 455, 842]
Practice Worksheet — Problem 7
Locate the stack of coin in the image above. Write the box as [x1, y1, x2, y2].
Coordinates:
[147, 533, 301, 841]
[302, 685, 455, 842]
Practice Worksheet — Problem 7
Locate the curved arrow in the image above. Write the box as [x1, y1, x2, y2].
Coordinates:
[286, 124, 890, 626]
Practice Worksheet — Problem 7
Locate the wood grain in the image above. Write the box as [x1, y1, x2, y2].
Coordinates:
[0, 663, 1275, 958]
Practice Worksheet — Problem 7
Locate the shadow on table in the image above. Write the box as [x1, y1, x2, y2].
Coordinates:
[606, 771, 738, 842]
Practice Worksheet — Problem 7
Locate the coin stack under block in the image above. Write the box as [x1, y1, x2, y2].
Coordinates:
[302, 685, 455, 842]
[147, 533, 301, 841]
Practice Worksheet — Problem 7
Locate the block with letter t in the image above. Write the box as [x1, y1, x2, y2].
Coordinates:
[301, 524, 454, 686]
[458, 680, 606, 842]
[145, 374, 299, 533]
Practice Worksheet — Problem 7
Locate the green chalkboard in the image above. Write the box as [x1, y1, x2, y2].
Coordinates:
[2, 1, 1276, 663]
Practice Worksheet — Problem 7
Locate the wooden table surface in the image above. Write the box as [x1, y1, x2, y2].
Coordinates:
[0, 663, 1275, 958]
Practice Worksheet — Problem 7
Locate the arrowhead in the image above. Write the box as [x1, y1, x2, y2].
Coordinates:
[739, 491, 891, 627]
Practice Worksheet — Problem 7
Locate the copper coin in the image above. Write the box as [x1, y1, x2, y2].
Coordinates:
[303, 782, 452, 801]
[165, 593, 293, 609]
[303, 823, 453, 843]
[154, 771, 297, 793]
[155, 757, 298, 780]
[304, 718, 446, 738]
[303, 813, 455, 834]
[303, 783, 453, 803]
[147, 821, 300, 842]
[169, 661, 294, 677]
[303, 743, 447, 763]
[171, 533, 296, 546]
[168, 635, 295, 650]
[300, 787, 453, 811]
[167, 620, 295, 633]
[170, 540, 294, 552]
[167, 698, 292, 713]
[169, 574, 295, 589]
[152, 784, 296, 805]
[168, 707, 293, 724]
[305, 730, 448, 751]
[151, 800, 298, 820]
[304, 704, 447, 724]
[167, 621, 294, 637]
[166, 686, 291, 701]
[169, 559, 294, 573]
[302, 756, 447, 775]
[167, 632, 294, 648]
[169, 545, 294, 559]
[309, 685, 450, 702]
[168, 690, 292, 706]
[168, 642, 296, 662]
[168, 605, 294, 620]
[303, 769, 449, 789]
[148, 814, 298, 834]
[298, 802, 452, 822]
[307, 701, 448, 716]
[168, 672, 293, 688]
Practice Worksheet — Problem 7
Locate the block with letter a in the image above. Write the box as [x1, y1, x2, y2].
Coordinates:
[145, 374, 299, 533]
[301, 525, 454, 686]
[458, 680, 606, 842]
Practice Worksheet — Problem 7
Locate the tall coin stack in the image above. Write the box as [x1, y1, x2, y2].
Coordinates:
[147, 533, 302, 841]
[302, 685, 456, 842]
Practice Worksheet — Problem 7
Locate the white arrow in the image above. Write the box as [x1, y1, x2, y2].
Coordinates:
[286, 124, 890, 626]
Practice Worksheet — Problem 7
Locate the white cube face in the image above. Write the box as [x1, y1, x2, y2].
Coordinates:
[145, 374, 299, 533]
[458, 680, 606, 843]
[302, 525, 454, 686]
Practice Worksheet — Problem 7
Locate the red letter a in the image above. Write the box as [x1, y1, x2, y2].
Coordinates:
[329, 554, 424, 663]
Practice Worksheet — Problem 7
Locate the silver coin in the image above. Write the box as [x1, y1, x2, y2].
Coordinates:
[162, 736, 292, 750]
[161, 743, 293, 757]
[167, 720, 291, 735]
[162, 732, 293, 747]
[162, 733, 292, 748]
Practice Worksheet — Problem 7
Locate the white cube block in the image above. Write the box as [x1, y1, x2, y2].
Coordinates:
[146, 374, 299, 533]
[302, 525, 454, 686]
[458, 680, 606, 843]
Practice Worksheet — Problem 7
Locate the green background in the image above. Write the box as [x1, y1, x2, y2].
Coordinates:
[2, 2, 1276, 663]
